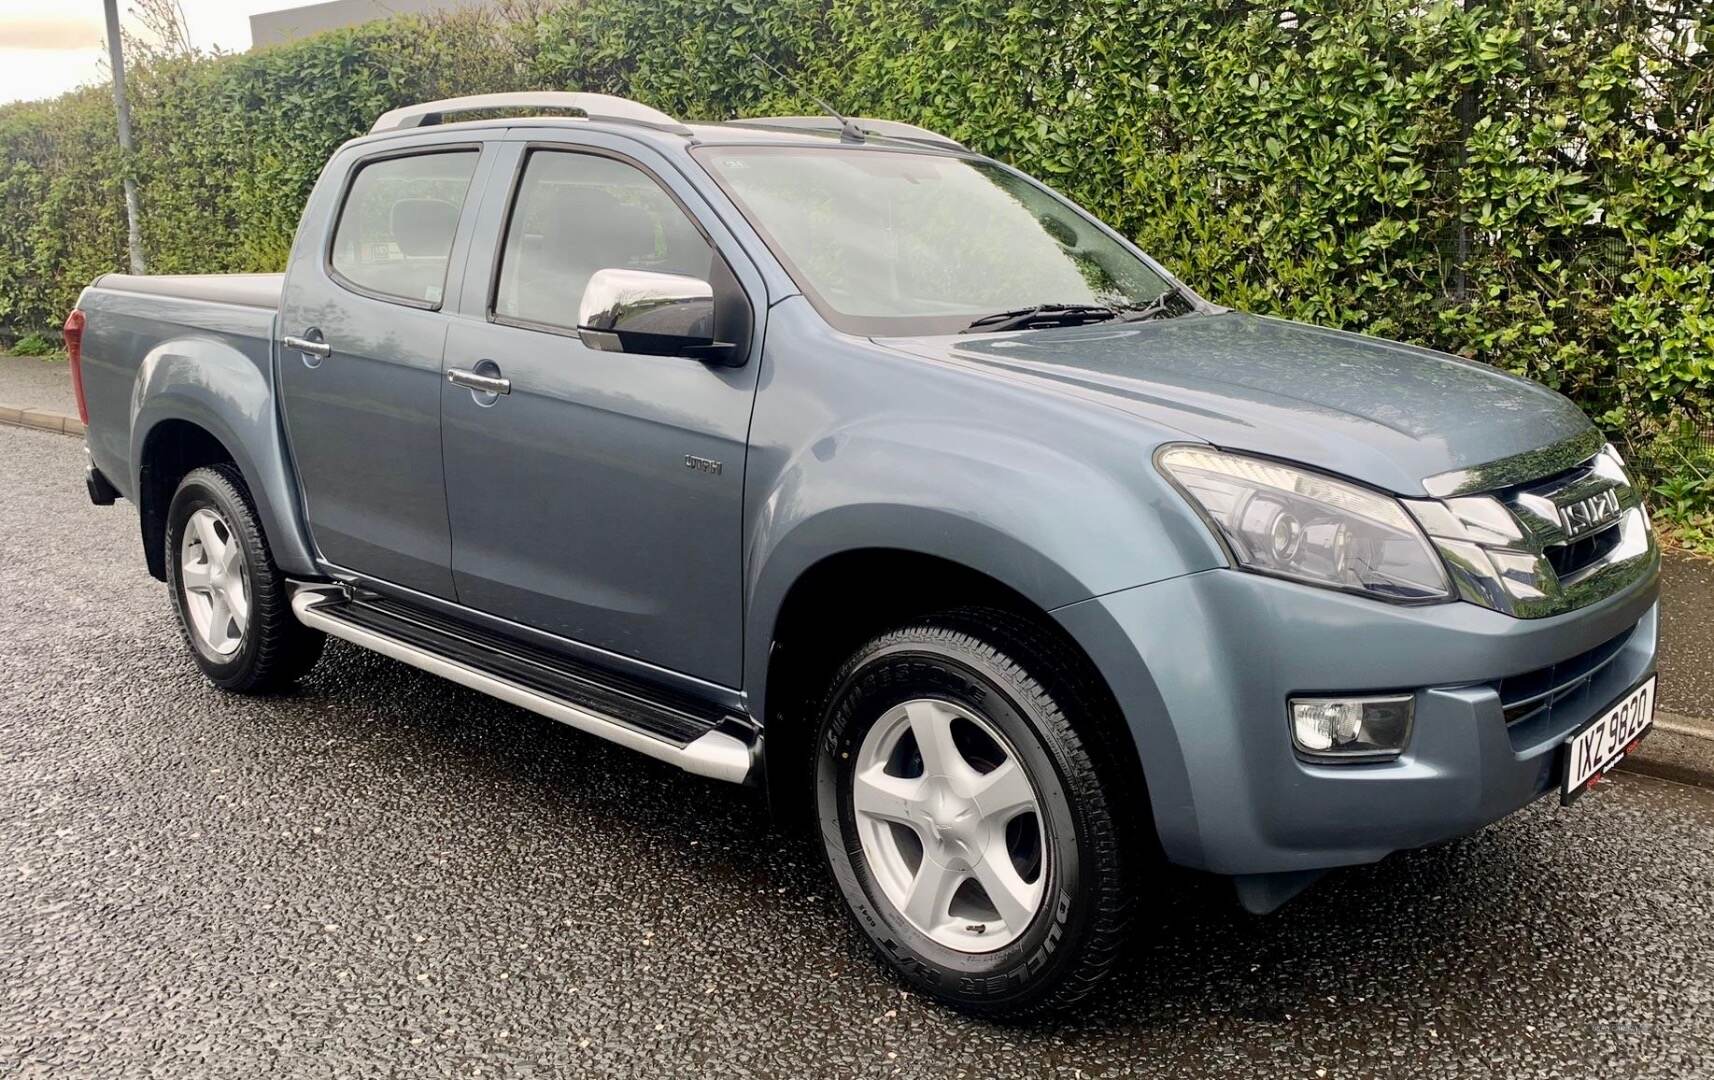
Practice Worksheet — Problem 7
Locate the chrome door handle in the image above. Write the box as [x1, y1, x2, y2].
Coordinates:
[447, 368, 511, 395]
[282, 335, 332, 359]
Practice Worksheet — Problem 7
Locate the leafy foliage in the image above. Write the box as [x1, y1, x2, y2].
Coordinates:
[0, 0, 1709, 524]
[9, 332, 58, 357]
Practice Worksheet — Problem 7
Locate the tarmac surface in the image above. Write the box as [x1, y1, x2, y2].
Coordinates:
[1659, 552, 1714, 721]
[4, 419, 1714, 1078]
[0, 354, 74, 415]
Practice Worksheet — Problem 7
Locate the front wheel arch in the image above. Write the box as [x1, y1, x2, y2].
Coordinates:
[758, 551, 1155, 857]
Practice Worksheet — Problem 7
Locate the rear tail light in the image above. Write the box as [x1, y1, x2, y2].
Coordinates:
[63, 308, 88, 425]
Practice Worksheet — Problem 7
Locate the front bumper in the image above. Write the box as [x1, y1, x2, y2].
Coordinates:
[1055, 557, 1659, 887]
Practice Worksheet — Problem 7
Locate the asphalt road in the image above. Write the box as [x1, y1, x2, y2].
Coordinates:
[0, 355, 75, 415]
[1659, 551, 1714, 721]
[4, 423, 1714, 1079]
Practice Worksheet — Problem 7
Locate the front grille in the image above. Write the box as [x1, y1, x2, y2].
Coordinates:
[1543, 521, 1623, 580]
[1413, 440, 1653, 619]
[1498, 625, 1635, 726]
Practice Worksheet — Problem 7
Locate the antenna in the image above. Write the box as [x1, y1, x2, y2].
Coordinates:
[750, 55, 865, 143]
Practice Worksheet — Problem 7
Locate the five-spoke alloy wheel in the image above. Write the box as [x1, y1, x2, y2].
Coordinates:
[814, 610, 1135, 1016]
[852, 698, 1047, 952]
[166, 464, 324, 692]
[179, 507, 251, 657]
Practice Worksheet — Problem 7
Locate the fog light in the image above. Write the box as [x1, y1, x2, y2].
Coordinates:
[1289, 695, 1414, 760]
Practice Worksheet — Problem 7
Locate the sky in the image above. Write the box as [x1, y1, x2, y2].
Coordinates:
[0, 0, 290, 105]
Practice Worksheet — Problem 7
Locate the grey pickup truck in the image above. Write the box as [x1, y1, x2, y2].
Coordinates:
[68, 92, 1660, 1015]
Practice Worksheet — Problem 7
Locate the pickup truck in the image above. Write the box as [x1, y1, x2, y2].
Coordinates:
[67, 92, 1660, 1016]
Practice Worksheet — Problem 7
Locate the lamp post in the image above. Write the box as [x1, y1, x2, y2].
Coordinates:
[103, 0, 146, 275]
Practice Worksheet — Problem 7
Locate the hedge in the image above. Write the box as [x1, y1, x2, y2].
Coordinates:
[0, 0, 1709, 503]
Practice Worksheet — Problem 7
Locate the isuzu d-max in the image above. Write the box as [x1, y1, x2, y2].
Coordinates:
[67, 93, 1660, 1015]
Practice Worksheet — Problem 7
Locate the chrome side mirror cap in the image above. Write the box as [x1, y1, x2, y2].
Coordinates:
[576, 268, 738, 363]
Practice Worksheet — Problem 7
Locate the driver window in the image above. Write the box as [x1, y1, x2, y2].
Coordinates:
[494, 150, 712, 331]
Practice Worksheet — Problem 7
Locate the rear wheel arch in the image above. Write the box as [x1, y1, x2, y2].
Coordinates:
[136, 418, 241, 581]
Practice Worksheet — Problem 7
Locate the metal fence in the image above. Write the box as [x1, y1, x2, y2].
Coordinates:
[1623, 422, 1714, 489]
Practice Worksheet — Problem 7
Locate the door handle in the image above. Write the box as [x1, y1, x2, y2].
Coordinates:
[282, 335, 332, 360]
[447, 367, 511, 396]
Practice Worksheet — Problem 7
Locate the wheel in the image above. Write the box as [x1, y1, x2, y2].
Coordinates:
[813, 610, 1134, 1016]
[165, 464, 324, 693]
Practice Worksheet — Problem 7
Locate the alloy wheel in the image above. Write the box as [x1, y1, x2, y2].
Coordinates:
[851, 698, 1048, 952]
[179, 507, 250, 657]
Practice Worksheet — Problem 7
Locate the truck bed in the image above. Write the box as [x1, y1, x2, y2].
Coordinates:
[93, 272, 284, 310]
[92, 272, 284, 310]
[75, 273, 284, 513]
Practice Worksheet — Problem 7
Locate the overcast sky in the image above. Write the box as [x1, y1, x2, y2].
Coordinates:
[0, 0, 291, 106]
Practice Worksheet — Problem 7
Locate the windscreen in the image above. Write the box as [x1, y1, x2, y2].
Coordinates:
[696, 145, 1173, 335]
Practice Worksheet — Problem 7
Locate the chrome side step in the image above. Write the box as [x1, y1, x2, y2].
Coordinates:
[289, 586, 754, 784]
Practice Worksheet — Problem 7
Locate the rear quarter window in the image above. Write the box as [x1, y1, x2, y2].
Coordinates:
[329, 150, 480, 307]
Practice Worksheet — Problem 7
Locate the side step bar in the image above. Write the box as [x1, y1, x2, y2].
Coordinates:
[289, 585, 755, 784]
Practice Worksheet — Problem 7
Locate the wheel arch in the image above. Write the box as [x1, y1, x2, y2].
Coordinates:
[129, 336, 317, 581]
[753, 541, 1152, 850]
[135, 418, 238, 580]
[744, 502, 1098, 726]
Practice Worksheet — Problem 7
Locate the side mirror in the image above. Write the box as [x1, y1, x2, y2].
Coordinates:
[576, 268, 740, 364]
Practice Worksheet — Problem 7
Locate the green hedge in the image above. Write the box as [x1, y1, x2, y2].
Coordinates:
[1, 0, 1710, 491]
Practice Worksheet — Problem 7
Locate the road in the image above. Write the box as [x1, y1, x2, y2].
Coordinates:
[0, 355, 78, 415]
[1658, 548, 1714, 721]
[3, 422, 1713, 1079]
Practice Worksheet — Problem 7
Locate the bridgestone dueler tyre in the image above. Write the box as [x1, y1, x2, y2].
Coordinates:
[165, 464, 324, 693]
[813, 609, 1134, 1016]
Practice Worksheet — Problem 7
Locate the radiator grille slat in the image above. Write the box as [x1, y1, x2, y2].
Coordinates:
[1498, 626, 1634, 726]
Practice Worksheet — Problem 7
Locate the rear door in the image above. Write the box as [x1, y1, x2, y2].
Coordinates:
[278, 140, 491, 598]
[439, 134, 763, 687]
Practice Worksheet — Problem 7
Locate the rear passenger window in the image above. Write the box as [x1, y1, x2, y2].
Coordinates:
[494, 150, 712, 331]
[330, 151, 479, 307]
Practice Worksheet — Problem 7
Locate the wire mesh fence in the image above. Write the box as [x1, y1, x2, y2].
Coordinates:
[1621, 422, 1714, 489]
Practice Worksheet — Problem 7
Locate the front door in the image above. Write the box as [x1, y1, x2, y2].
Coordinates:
[440, 143, 759, 686]
[278, 143, 487, 599]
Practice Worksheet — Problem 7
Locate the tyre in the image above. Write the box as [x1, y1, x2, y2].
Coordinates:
[165, 464, 324, 693]
[813, 609, 1134, 1016]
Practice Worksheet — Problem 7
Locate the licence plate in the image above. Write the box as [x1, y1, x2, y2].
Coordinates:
[1561, 675, 1656, 804]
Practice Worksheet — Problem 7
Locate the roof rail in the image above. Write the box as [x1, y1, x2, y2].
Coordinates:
[725, 116, 967, 151]
[371, 92, 691, 135]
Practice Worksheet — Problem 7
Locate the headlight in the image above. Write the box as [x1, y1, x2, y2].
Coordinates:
[1157, 446, 1452, 601]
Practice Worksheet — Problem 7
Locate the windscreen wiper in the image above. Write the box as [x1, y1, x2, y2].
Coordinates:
[961, 303, 1119, 333]
[1115, 285, 1192, 323]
